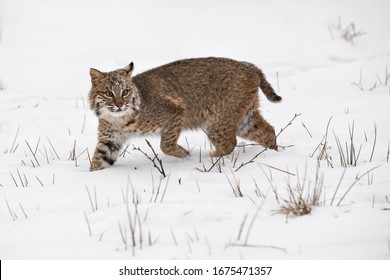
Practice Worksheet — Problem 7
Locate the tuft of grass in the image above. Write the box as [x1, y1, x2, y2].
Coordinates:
[341, 22, 366, 43]
[273, 164, 324, 216]
[330, 17, 366, 44]
[333, 122, 362, 167]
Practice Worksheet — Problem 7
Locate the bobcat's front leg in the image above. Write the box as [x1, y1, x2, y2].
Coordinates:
[90, 130, 128, 171]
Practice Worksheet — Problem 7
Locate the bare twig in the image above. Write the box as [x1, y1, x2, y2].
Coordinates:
[234, 148, 267, 172]
[133, 140, 166, 178]
[276, 113, 302, 138]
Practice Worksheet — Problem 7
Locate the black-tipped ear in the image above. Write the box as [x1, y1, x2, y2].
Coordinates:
[124, 62, 134, 73]
[90, 68, 105, 82]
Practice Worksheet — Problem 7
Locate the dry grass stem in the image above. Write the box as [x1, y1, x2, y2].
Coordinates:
[259, 163, 295, 176]
[5, 198, 16, 221]
[35, 176, 44, 187]
[9, 172, 19, 187]
[226, 173, 243, 197]
[336, 165, 381, 206]
[19, 202, 28, 218]
[8, 125, 20, 154]
[46, 136, 60, 160]
[25, 140, 40, 167]
[369, 122, 377, 162]
[302, 122, 313, 138]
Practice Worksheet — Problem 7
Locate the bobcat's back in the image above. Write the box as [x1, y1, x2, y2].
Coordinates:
[132, 57, 281, 128]
[134, 57, 281, 104]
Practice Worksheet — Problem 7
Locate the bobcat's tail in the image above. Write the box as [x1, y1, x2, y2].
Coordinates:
[257, 69, 282, 103]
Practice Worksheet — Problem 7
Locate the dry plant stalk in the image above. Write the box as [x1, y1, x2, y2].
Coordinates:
[226, 173, 244, 197]
[311, 117, 333, 167]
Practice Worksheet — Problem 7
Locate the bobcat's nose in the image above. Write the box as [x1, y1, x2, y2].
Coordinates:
[115, 102, 124, 109]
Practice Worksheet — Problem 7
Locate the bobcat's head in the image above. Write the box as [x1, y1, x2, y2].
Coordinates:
[88, 63, 140, 118]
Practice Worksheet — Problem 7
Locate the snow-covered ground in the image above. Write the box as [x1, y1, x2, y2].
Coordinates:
[0, 0, 389, 259]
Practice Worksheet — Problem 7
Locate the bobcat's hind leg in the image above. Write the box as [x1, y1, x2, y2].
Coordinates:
[238, 108, 277, 150]
[160, 97, 190, 158]
[207, 120, 238, 158]
[90, 131, 128, 171]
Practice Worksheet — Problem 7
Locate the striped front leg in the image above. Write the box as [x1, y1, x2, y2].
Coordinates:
[90, 131, 127, 171]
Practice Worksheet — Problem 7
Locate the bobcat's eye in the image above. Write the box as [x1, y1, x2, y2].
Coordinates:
[105, 91, 114, 97]
[122, 89, 129, 96]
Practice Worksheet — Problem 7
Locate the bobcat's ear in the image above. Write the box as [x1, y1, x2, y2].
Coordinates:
[90, 68, 105, 82]
[123, 62, 134, 74]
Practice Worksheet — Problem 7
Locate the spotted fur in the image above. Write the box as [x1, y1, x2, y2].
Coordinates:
[88, 57, 281, 171]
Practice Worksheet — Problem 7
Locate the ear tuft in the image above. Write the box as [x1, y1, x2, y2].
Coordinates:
[124, 62, 134, 73]
[90, 68, 105, 81]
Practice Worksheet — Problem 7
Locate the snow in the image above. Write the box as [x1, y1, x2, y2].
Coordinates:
[0, 0, 389, 260]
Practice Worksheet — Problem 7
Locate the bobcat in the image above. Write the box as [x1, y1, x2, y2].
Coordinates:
[88, 57, 281, 171]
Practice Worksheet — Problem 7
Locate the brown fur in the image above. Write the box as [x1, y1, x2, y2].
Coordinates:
[88, 57, 281, 171]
